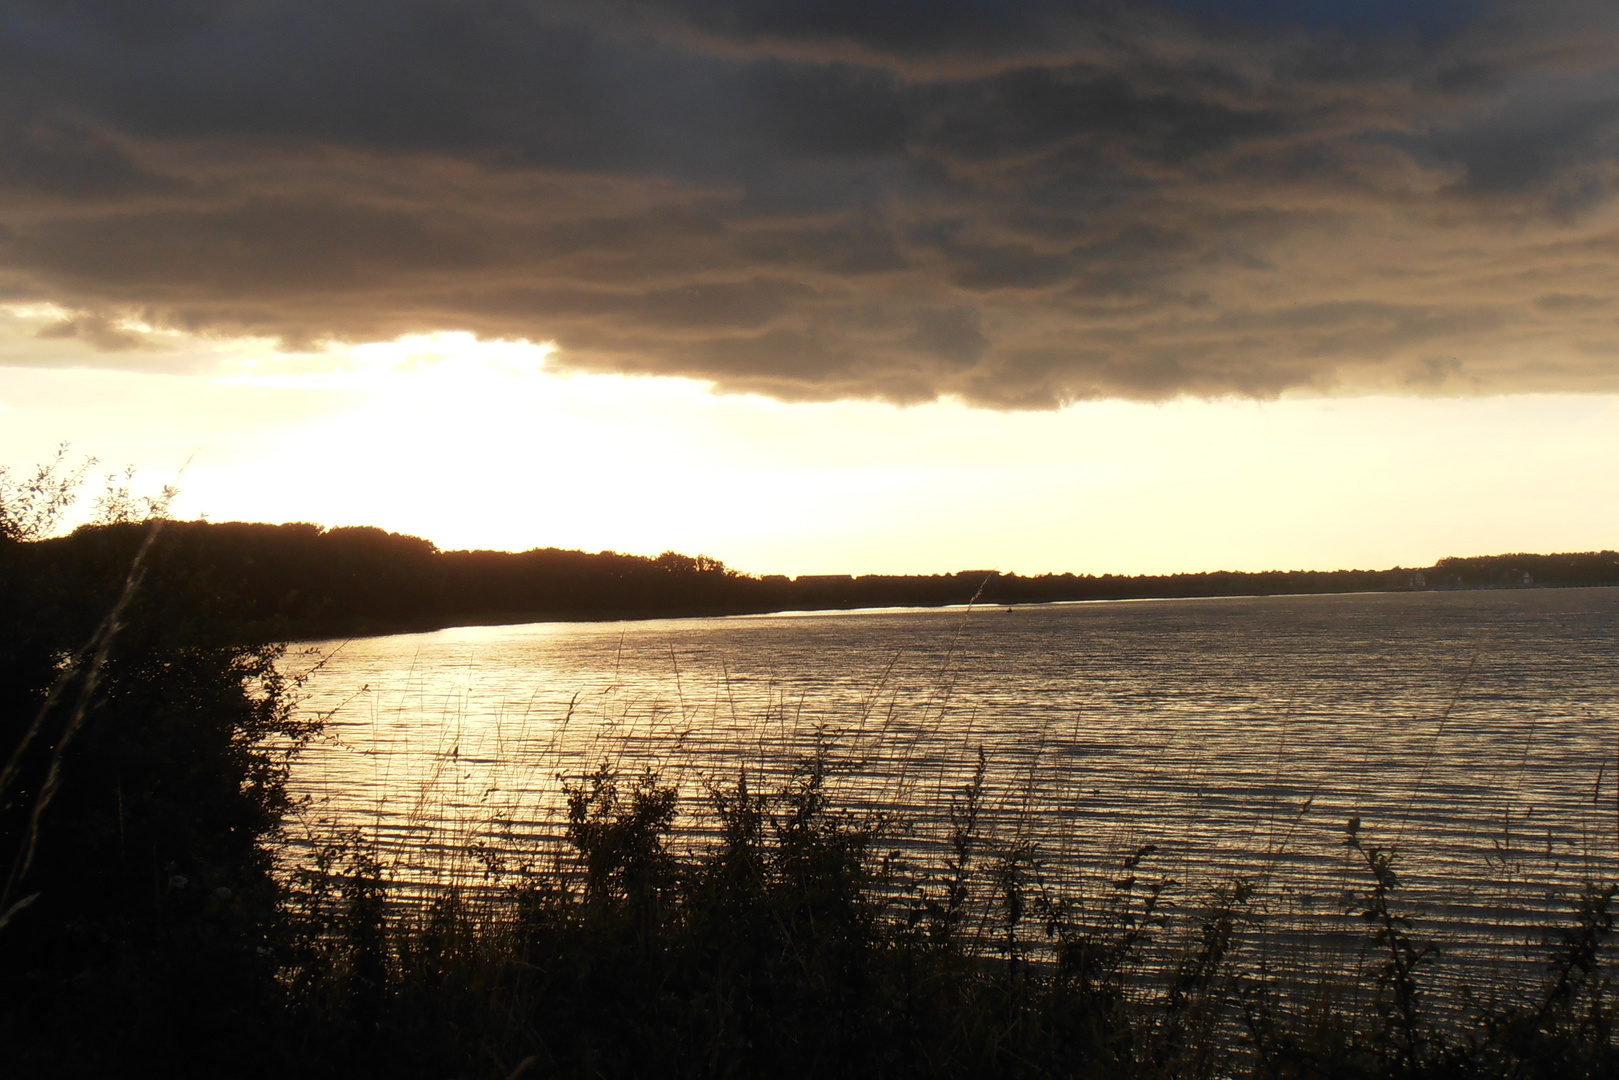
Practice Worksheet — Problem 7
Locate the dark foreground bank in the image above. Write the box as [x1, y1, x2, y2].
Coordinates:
[23, 518, 1619, 641]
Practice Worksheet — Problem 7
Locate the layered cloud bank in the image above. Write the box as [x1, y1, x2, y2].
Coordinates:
[4, 0, 1619, 405]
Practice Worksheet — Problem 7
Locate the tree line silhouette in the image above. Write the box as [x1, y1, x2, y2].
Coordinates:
[19, 519, 1619, 641]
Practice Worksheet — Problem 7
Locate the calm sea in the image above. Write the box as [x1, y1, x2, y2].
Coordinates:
[285, 587, 1619, 969]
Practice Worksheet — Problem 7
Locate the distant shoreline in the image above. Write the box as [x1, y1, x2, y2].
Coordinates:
[285, 581, 1618, 644]
[24, 519, 1619, 644]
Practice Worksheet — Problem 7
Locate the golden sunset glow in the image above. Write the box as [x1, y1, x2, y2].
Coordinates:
[4, 318, 1617, 576]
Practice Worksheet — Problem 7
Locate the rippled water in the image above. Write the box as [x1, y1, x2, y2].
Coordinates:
[286, 587, 1619, 977]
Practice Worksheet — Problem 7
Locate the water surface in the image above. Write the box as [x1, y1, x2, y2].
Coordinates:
[287, 588, 1619, 971]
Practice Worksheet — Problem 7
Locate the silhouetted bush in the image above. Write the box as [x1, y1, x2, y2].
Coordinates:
[266, 748, 1617, 1080]
[0, 459, 316, 1076]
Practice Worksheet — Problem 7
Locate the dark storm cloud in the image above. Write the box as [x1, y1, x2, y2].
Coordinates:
[3, 0, 1619, 404]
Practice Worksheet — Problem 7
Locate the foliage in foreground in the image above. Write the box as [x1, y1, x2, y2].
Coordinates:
[264, 751, 1616, 1080]
[1, 451, 1616, 1079]
[0, 451, 316, 1075]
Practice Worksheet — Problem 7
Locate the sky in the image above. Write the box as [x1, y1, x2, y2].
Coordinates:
[3, 0, 1619, 575]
